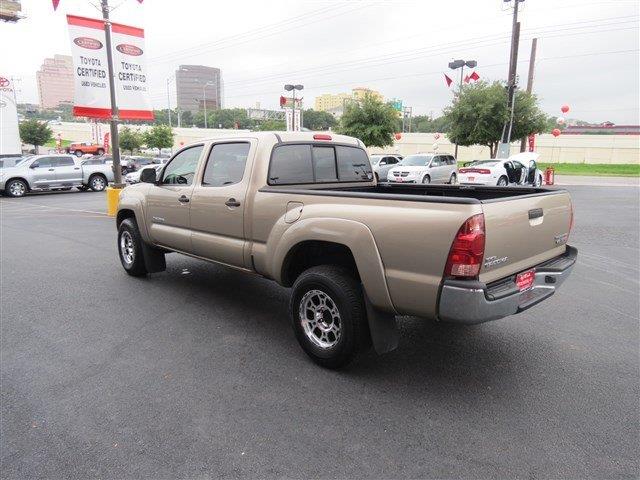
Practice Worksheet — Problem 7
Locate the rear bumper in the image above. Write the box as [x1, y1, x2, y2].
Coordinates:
[438, 245, 577, 324]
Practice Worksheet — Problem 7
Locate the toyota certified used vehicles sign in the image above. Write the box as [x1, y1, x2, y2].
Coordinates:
[66, 14, 153, 120]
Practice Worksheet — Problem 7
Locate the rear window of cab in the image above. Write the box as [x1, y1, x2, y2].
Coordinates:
[268, 144, 373, 185]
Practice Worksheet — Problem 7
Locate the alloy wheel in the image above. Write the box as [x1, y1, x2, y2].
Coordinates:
[299, 289, 342, 349]
[119, 231, 135, 265]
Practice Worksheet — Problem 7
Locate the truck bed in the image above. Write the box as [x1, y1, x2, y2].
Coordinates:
[260, 183, 563, 204]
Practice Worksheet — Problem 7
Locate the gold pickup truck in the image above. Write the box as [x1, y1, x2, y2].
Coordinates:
[116, 132, 577, 368]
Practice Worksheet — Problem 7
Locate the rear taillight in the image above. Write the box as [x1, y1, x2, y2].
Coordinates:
[444, 214, 486, 279]
[458, 168, 490, 174]
[477, 169, 490, 174]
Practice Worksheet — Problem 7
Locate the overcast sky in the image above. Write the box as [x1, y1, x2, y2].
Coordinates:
[1, 0, 639, 123]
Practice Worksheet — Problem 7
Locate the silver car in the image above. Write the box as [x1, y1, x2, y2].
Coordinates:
[0, 154, 114, 197]
[370, 154, 402, 182]
[387, 153, 458, 184]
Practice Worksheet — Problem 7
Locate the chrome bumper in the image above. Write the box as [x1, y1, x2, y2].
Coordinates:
[438, 246, 577, 324]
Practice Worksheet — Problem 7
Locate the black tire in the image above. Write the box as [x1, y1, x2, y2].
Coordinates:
[536, 175, 543, 187]
[97, 148, 105, 155]
[75, 150, 83, 157]
[4, 179, 28, 197]
[61, 187, 72, 191]
[117, 218, 148, 277]
[448, 173, 457, 184]
[77, 186, 88, 191]
[421, 174, 431, 184]
[374, 172, 379, 182]
[88, 174, 107, 192]
[290, 265, 371, 369]
[497, 176, 508, 186]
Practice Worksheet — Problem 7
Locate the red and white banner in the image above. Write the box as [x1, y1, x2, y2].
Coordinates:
[67, 15, 153, 120]
[103, 132, 110, 153]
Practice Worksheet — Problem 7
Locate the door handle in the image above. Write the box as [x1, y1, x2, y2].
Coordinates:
[48, 168, 55, 171]
[74, 167, 80, 170]
[178, 195, 190, 203]
[225, 198, 241, 207]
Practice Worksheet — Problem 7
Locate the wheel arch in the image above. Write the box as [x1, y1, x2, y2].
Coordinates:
[270, 217, 396, 313]
[4, 177, 31, 192]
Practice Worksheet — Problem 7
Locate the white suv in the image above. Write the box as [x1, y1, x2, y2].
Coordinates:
[387, 153, 458, 184]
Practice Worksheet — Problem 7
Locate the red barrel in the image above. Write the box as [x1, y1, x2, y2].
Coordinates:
[545, 166, 555, 185]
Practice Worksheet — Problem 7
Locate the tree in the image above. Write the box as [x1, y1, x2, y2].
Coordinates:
[19, 119, 52, 151]
[302, 109, 337, 131]
[180, 110, 193, 127]
[119, 126, 143, 154]
[257, 119, 286, 131]
[411, 115, 451, 133]
[143, 124, 174, 154]
[338, 94, 398, 147]
[444, 81, 547, 158]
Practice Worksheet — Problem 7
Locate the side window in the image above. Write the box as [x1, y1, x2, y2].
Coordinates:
[53, 157, 75, 167]
[269, 145, 313, 184]
[336, 146, 372, 182]
[312, 146, 337, 182]
[430, 156, 442, 167]
[202, 142, 250, 187]
[161, 145, 203, 186]
[388, 157, 399, 164]
[34, 157, 53, 168]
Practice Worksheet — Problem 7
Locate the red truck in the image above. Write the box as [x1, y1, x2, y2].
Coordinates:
[66, 142, 105, 157]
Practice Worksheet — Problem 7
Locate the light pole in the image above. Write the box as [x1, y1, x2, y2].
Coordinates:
[448, 59, 477, 158]
[166, 75, 175, 127]
[284, 84, 303, 131]
[200, 81, 214, 129]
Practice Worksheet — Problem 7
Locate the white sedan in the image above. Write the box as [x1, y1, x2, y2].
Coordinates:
[458, 152, 544, 187]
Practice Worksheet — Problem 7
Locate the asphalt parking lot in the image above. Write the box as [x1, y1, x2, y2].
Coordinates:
[1, 185, 638, 479]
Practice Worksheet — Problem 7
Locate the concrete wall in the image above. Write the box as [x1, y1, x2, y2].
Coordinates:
[50, 122, 639, 164]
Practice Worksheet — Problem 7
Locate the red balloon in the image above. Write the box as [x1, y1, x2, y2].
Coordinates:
[394, 133, 402, 140]
[180, 141, 184, 146]
[561, 105, 570, 114]
[552, 128, 562, 137]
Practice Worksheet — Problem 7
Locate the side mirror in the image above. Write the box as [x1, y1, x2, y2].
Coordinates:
[379, 161, 387, 166]
[29, 163, 39, 169]
[140, 168, 157, 184]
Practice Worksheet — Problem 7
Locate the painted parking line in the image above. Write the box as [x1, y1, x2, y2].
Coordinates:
[0, 201, 108, 216]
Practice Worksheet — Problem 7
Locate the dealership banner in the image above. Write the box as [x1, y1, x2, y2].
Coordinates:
[0, 76, 21, 156]
[67, 15, 153, 120]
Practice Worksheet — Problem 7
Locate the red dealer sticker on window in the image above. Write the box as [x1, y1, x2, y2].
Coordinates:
[516, 269, 536, 292]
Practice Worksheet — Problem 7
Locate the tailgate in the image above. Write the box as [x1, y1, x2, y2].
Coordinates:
[480, 191, 572, 283]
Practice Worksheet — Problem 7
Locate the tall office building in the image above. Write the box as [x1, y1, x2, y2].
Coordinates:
[36, 54, 74, 109]
[175, 65, 222, 114]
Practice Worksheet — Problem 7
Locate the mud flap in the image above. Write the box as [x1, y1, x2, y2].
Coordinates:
[364, 292, 398, 354]
[141, 242, 166, 274]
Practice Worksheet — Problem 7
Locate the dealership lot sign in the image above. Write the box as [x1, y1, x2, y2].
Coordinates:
[0, 76, 21, 156]
[67, 15, 153, 120]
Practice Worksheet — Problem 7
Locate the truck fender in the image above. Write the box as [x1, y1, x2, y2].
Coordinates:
[117, 194, 152, 244]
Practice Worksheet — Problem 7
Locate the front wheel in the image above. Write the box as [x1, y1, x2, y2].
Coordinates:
[5, 179, 28, 197]
[97, 148, 105, 155]
[497, 176, 508, 187]
[421, 174, 431, 184]
[290, 266, 370, 369]
[75, 150, 83, 157]
[448, 173, 457, 184]
[117, 218, 148, 277]
[535, 175, 543, 187]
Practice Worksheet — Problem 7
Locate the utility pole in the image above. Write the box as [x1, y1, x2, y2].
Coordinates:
[166, 76, 172, 127]
[497, 0, 523, 158]
[101, 0, 123, 185]
[520, 37, 538, 152]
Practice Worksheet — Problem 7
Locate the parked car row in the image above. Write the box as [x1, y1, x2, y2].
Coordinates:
[385, 153, 458, 184]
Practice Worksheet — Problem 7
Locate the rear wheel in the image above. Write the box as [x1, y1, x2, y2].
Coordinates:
[89, 174, 107, 192]
[97, 148, 105, 155]
[290, 266, 370, 369]
[421, 174, 431, 184]
[75, 150, 83, 157]
[497, 176, 508, 186]
[117, 218, 148, 277]
[5, 179, 28, 197]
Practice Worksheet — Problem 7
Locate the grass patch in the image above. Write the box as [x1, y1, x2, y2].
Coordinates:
[44, 139, 71, 148]
[538, 163, 640, 177]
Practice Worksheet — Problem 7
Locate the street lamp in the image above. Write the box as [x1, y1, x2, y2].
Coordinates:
[448, 59, 477, 157]
[195, 79, 216, 129]
[284, 84, 303, 131]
